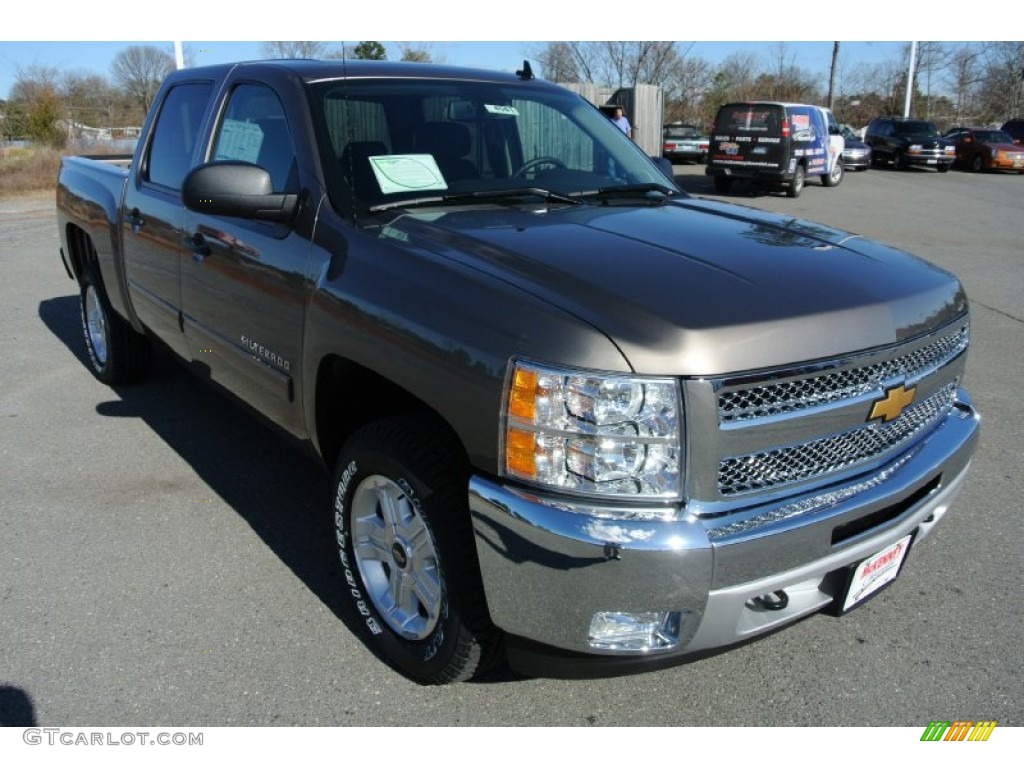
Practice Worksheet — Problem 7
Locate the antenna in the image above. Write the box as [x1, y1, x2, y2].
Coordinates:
[516, 60, 534, 81]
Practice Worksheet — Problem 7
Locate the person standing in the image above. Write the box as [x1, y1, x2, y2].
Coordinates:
[611, 107, 632, 139]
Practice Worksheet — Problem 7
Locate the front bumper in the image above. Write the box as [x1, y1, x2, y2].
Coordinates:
[469, 393, 978, 666]
[842, 152, 870, 170]
[903, 151, 955, 168]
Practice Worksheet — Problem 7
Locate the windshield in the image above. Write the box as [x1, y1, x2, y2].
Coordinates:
[895, 121, 940, 137]
[309, 79, 674, 212]
[973, 130, 1014, 144]
[664, 125, 701, 139]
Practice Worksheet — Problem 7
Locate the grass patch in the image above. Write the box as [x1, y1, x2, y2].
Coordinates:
[0, 142, 133, 198]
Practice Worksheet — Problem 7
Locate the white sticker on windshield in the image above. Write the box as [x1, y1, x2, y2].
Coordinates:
[485, 104, 519, 116]
[368, 154, 448, 194]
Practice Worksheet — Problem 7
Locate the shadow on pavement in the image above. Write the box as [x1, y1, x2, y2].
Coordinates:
[36, 295, 523, 684]
[0, 685, 37, 727]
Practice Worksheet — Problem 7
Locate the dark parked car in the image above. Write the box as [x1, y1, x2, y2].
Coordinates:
[662, 123, 709, 163]
[999, 118, 1024, 145]
[943, 126, 1024, 173]
[864, 116, 955, 172]
[840, 124, 871, 171]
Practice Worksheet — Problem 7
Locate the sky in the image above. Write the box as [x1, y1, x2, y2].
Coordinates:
[0, 2, 1007, 101]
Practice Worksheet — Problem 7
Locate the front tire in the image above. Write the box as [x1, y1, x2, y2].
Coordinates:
[713, 175, 733, 194]
[332, 415, 501, 684]
[80, 262, 150, 384]
[821, 158, 844, 187]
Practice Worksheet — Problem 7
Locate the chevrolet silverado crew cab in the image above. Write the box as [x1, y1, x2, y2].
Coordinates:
[56, 59, 979, 684]
[707, 101, 845, 197]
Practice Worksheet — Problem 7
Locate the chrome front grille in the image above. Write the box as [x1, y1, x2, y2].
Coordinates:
[718, 323, 967, 423]
[718, 382, 958, 496]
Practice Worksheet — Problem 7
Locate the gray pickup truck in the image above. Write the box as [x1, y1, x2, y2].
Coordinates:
[56, 59, 979, 684]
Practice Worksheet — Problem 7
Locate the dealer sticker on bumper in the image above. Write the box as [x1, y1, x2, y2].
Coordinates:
[842, 535, 913, 612]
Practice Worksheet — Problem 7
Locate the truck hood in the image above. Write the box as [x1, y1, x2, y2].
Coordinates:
[378, 197, 966, 375]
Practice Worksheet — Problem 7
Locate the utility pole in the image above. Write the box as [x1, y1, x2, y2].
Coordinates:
[174, 42, 185, 70]
[904, 41, 917, 117]
[827, 42, 840, 110]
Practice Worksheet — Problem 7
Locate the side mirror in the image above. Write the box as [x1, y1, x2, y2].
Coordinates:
[182, 161, 298, 223]
[650, 155, 677, 182]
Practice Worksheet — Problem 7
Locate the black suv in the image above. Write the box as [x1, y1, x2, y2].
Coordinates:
[1001, 118, 1024, 145]
[864, 117, 956, 171]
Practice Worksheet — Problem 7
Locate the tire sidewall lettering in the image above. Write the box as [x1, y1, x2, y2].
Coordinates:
[334, 457, 446, 646]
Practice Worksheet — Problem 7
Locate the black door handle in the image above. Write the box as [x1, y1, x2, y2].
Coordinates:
[127, 207, 145, 232]
[189, 232, 211, 262]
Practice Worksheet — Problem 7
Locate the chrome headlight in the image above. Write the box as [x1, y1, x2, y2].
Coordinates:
[502, 360, 682, 498]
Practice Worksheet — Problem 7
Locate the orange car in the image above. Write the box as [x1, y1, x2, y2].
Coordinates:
[944, 126, 1024, 173]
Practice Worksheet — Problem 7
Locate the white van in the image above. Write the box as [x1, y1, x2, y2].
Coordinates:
[706, 102, 845, 197]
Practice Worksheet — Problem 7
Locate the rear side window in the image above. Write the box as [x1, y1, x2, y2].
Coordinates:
[146, 82, 214, 190]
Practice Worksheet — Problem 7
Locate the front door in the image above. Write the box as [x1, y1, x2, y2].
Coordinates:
[180, 82, 311, 437]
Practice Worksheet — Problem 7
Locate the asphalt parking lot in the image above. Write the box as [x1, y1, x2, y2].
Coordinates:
[1, 162, 1021, 728]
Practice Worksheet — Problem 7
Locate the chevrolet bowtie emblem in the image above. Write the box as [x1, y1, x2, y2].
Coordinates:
[869, 384, 917, 423]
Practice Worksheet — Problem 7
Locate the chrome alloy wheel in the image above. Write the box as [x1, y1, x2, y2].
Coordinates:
[84, 284, 109, 366]
[350, 475, 443, 640]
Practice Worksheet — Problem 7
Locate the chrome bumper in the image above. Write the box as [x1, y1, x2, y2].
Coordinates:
[469, 394, 979, 658]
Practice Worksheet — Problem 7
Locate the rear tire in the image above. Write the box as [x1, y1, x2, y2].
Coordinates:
[971, 155, 984, 172]
[713, 175, 733, 194]
[80, 262, 151, 385]
[332, 414, 502, 684]
[786, 164, 805, 197]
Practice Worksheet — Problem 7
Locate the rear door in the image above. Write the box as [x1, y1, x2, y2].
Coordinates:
[122, 80, 216, 357]
[710, 103, 787, 174]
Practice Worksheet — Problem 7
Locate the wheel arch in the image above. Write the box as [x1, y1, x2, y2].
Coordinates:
[63, 222, 97, 286]
[313, 354, 470, 473]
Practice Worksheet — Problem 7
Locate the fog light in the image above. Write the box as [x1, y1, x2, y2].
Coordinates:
[588, 610, 682, 652]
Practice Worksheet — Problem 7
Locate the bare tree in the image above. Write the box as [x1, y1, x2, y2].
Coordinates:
[946, 45, 985, 124]
[913, 42, 951, 118]
[111, 45, 175, 116]
[9, 64, 61, 103]
[397, 43, 443, 63]
[260, 41, 331, 59]
[530, 42, 599, 84]
[8, 64, 66, 147]
[977, 42, 1024, 123]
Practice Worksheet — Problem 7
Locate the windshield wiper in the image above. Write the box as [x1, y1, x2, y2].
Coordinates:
[454, 187, 582, 206]
[368, 187, 581, 213]
[577, 182, 680, 201]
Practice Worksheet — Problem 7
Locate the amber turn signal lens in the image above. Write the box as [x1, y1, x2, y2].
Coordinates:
[505, 428, 537, 478]
[509, 368, 538, 421]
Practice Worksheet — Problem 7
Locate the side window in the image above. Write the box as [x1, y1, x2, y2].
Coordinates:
[212, 84, 298, 193]
[825, 110, 840, 136]
[146, 82, 214, 190]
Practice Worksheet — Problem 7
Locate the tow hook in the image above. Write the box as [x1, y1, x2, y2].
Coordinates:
[751, 590, 789, 611]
